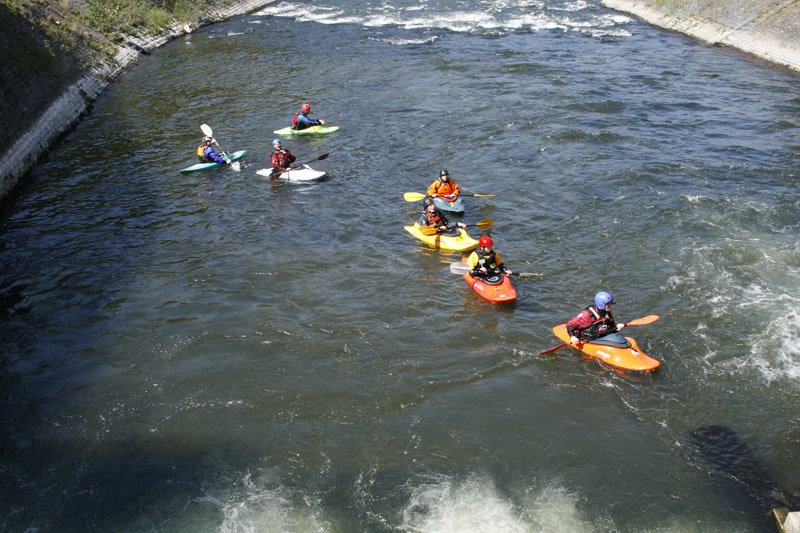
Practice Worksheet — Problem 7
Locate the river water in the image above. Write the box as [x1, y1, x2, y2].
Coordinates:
[2, 0, 799, 531]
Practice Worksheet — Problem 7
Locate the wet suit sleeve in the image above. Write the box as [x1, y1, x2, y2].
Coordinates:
[566, 310, 592, 337]
[205, 146, 226, 164]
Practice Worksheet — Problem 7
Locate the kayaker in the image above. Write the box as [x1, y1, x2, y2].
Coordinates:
[419, 197, 466, 232]
[197, 136, 229, 164]
[269, 139, 296, 175]
[292, 103, 325, 130]
[566, 291, 626, 344]
[427, 169, 461, 200]
[466, 235, 512, 278]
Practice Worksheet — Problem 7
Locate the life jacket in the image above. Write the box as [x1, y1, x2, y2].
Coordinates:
[292, 112, 300, 126]
[581, 305, 615, 339]
[474, 250, 499, 271]
[271, 149, 294, 169]
[422, 209, 444, 227]
[428, 178, 457, 197]
[197, 145, 209, 162]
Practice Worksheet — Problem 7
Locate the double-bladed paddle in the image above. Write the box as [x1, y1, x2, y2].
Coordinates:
[200, 124, 240, 171]
[539, 314, 660, 356]
[417, 218, 492, 235]
[403, 191, 495, 202]
[448, 262, 541, 279]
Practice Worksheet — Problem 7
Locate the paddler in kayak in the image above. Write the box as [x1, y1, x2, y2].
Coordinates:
[197, 136, 230, 164]
[466, 235, 512, 278]
[292, 103, 325, 130]
[427, 169, 460, 201]
[566, 291, 627, 345]
[419, 197, 466, 233]
[269, 139, 296, 176]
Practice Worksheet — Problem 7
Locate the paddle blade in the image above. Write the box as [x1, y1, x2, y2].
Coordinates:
[470, 193, 496, 198]
[418, 225, 440, 235]
[404, 192, 426, 202]
[316, 153, 330, 161]
[231, 161, 241, 172]
[449, 262, 472, 275]
[514, 272, 542, 279]
[539, 342, 569, 356]
[474, 218, 493, 229]
[201, 124, 213, 137]
[626, 314, 660, 326]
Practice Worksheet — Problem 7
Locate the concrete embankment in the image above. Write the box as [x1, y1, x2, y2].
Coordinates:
[602, 0, 800, 72]
[0, 0, 273, 203]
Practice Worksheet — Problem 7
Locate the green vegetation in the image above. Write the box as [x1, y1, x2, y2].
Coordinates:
[0, 0, 231, 149]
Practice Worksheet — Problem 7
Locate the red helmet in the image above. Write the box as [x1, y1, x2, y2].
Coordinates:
[479, 236, 493, 248]
[301, 103, 311, 113]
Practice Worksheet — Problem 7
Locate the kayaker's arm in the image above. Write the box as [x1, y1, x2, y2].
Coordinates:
[204, 146, 227, 164]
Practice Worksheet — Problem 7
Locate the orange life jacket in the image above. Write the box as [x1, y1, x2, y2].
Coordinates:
[423, 210, 444, 226]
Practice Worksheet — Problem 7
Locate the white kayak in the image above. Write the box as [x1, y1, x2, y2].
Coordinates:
[256, 165, 327, 182]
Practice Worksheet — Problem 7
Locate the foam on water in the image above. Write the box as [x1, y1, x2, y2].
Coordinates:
[218, 470, 328, 533]
[400, 474, 599, 532]
[254, 1, 630, 39]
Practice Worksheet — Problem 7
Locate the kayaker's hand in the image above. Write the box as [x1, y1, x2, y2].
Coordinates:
[570, 335, 580, 344]
[617, 323, 625, 331]
[318, 119, 325, 125]
[506, 269, 512, 275]
[457, 222, 466, 228]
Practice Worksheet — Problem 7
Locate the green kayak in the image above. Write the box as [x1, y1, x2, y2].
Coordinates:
[180, 150, 247, 173]
[273, 125, 340, 135]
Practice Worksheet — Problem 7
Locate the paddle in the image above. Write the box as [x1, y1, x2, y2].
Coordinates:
[448, 262, 541, 279]
[269, 153, 330, 178]
[200, 124, 240, 171]
[539, 314, 660, 356]
[417, 218, 492, 235]
[403, 191, 495, 202]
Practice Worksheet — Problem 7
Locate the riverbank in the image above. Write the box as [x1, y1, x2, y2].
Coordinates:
[0, 0, 275, 203]
[602, 0, 800, 72]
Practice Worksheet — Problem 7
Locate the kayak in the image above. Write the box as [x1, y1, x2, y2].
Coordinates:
[256, 165, 327, 182]
[433, 196, 465, 214]
[403, 223, 479, 252]
[460, 260, 517, 304]
[551, 324, 660, 372]
[179, 150, 247, 173]
[273, 125, 340, 135]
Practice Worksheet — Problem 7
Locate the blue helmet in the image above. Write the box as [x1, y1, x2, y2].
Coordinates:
[272, 139, 282, 146]
[594, 291, 615, 310]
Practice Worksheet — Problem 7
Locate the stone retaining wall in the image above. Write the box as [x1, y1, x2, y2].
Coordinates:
[0, 0, 274, 202]
[602, 0, 800, 72]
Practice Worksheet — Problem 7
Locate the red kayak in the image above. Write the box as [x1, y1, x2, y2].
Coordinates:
[455, 261, 517, 304]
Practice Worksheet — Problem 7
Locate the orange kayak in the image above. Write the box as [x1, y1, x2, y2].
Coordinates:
[460, 262, 517, 304]
[551, 324, 660, 372]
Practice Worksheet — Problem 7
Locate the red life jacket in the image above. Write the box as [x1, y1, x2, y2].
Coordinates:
[583, 306, 615, 338]
[292, 112, 300, 126]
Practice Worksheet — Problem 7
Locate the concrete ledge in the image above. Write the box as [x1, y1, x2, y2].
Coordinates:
[0, 0, 274, 202]
[602, 0, 800, 72]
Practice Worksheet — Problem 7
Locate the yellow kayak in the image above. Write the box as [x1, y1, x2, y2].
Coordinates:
[403, 223, 479, 252]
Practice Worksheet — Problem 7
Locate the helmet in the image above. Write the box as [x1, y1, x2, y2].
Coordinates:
[272, 139, 282, 147]
[301, 103, 311, 113]
[439, 169, 449, 177]
[594, 291, 615, 310]
[478, 235, 493, 248]
[202, 136, 213, 143]
[423, 197, 435, 207]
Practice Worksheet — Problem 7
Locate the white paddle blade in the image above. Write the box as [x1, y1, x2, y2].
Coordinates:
[449, 262, 472, 275]
[200, 124, 213, 137]
[231, 161, 241, 172]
